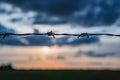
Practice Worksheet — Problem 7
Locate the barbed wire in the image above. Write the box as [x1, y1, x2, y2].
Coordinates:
[0, 31, 120, 39]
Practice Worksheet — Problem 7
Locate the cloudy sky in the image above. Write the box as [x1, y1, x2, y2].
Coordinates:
[0, 0, 120, 70]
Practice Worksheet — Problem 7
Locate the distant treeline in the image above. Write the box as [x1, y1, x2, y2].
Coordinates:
[0, 63, 14, 70]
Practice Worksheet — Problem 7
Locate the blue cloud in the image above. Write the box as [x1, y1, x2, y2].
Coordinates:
[0, 0, 80, 15]
[24, 36, 53, 46]
[1, 0, 120, 26]
[74, 50, 116, 58]
[56, 36, 99, 46]
[0, 24, 14, 33]
[85, 51, 115, 57]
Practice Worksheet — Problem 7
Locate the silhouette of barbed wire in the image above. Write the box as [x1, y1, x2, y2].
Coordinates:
[0, 31, 120, 39]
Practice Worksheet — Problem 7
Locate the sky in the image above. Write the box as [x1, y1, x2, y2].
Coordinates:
[0, 0, 120, 70]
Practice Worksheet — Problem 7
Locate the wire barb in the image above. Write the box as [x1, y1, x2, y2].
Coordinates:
[77, 33, 89, 38]
[46, 31, 56, 39]
[2, 33, 10, 39]
[81, 33, 89, 38]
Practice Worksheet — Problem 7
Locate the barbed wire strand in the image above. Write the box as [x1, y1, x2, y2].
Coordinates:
[0, 31, 120, 39]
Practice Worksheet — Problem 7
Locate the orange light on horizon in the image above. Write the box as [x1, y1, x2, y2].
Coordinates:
[41, 46, 51, 54]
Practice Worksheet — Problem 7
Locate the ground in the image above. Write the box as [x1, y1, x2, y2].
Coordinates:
[0, 70, 120, 80]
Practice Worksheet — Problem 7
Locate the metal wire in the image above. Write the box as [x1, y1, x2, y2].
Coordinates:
[0, 31, 120, 39]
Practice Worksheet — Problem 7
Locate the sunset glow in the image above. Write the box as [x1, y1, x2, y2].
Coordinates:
[41, 46, 51, 54]
[0, 46, 120, 70]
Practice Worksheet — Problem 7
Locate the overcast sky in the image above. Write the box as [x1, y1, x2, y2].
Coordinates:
[0, 0, 120, 70]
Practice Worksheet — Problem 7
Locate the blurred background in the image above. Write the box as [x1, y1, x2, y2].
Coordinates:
[0, 0, 120, 70]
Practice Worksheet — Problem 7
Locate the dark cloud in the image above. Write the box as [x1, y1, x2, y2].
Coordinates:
[24, 36, 53, 46]
[56, 36, 99, 46]
[74, 50, 116, 58]
[47, 55, 66, 60]
[85, 51, 115, 57]
[0, 37, 24, 46]
[1, 0, 120, 26]
[1, 36, 52, 46]
[56, 55, 65, 60]
[10, 18, 22, 23]
[0, 0, 81, 15]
